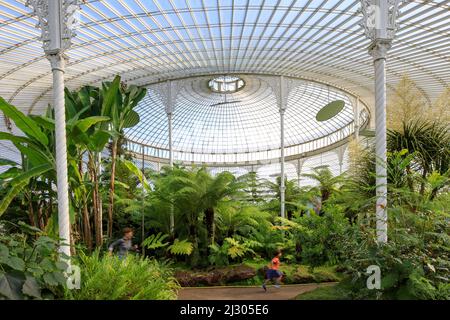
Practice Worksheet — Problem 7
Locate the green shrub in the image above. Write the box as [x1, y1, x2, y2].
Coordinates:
[294, 211, 350, 267]
[0, 222, 68, 300]
[337, 207, 450, 300]
[208, 237, 258, 266]
[67, 252, 180, 300]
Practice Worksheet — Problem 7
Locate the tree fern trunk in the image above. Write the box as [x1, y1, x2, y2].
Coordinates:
[205, 207, 215, 246]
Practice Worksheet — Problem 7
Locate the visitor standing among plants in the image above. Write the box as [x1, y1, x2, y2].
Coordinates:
[262, 249, 284, 292]
[108, 227, 139, 259]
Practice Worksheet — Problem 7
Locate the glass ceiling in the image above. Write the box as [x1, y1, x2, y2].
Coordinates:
[124, 75, 367, 163]
[0, 0, 448, 167]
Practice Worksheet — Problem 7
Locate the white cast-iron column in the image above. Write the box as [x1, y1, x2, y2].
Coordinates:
[360, 0, 401, 243]
[267, 75, 294, 219]
[371, 41, 390, 243]
[280, 107, 286, 219]
[155, 80, 184, 235]
[49, 54, 71, 258]
[27, 0, 81, 258]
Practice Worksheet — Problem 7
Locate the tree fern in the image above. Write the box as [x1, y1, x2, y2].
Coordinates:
[142, 233, 169, 250]
[168, 239, 193, 256]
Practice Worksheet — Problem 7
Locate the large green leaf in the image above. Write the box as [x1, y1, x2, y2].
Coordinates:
[14, 144, 51, 167]
[10, 163, 52, 187]
[29, 115, 55, 131]
[123, 110, 140, 128]
[0, 163, 52, 217]
[0, 132, 32, 145]
[0, 167, 21, 180]
[142, 232, 169, 250]
[88, 130, 111, 152]
[2, 256, 25, 271]
[122, 159, 150, 190]
[0, 97, 48, 145]
[101, 75, 121, 123]
[22, 275, 42, 299]
[0, 179, 29, 217]
[168, 239, 193, 256]
[0, 273, 24, 300]
[0, 158, 18, 167]
[75, 116, 110, 132]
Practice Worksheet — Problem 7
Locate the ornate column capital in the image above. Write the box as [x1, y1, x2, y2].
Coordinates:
[368, 39, 392, 61]
[265, 76, 297, 111]
[153, 80, 186, 115]
[47, 52, 69, 72]
[26, 0, 81, 55]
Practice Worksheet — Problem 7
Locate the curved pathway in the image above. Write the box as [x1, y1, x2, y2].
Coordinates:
[178, 283, 336, 300]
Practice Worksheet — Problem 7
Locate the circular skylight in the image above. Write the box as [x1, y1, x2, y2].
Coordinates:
[208, 76, 245, 93]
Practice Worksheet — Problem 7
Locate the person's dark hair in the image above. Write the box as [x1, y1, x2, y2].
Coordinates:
[274, 249, 282, 256]
[123, 227, 133, 235]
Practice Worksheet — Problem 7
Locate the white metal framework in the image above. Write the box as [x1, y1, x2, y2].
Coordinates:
[1, 0, 448, 118]
[125, 75, 368, 163]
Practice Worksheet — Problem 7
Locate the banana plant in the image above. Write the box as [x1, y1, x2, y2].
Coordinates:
[100, 75, 147, 239]
[0, 97, 110, 225]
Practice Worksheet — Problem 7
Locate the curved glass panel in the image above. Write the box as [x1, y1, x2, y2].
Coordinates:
[124, 75, 365, 163]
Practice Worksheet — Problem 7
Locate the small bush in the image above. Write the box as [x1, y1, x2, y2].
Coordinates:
[67, 252, 179, 300]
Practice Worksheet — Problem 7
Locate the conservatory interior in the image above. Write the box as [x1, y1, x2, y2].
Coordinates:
[0, 0, 448, 301]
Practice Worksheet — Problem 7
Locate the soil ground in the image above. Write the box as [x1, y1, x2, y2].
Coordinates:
[178, 283, 337, 300]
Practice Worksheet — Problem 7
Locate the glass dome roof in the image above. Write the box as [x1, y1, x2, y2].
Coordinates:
[0, 0, 448, 170]
[124, 75, 368, 164]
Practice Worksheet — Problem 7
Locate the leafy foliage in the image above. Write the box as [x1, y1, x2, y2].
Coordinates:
[0, 223, 68, 300]
[67, 251, 179, 300]
[142, 233, 169, 250]
[168, 239, 193, 256]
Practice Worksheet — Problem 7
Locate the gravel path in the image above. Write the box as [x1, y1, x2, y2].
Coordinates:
[178, 283, 336, 300]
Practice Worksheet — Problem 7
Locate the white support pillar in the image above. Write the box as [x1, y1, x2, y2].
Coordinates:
[168, 113, 174, 167]
[50, 54, 71, 258]
[361, 0, 401, 243]
[335, 145, 348, 175]
[267, 75, 296, 219]
[154, 80, 185, 235]
[295, 158, 306, 188]
[141, 144, 146, 256]
[280, 107, 286, 219]
[27, 0, 81, 260]
[371, 41, 389, 243]
[354, 97, 361, 141]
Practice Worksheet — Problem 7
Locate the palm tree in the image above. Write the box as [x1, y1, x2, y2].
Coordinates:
[388, 118, 450, 195]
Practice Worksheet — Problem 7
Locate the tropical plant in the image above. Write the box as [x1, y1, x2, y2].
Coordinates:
[337, 204, 450, 300]
[101, 76, 147, 239]
[0, 222, 69, 300]
[142, 232, 169, 251]
[168, 239, 193, 256]
[67, 251, 179, 300]
[153, 166, 244, 266]
[262, 177, 301, 219]
[208, 237, 257, 266]
[388, 118, 450, 195]
[301, 166, 344, 212]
